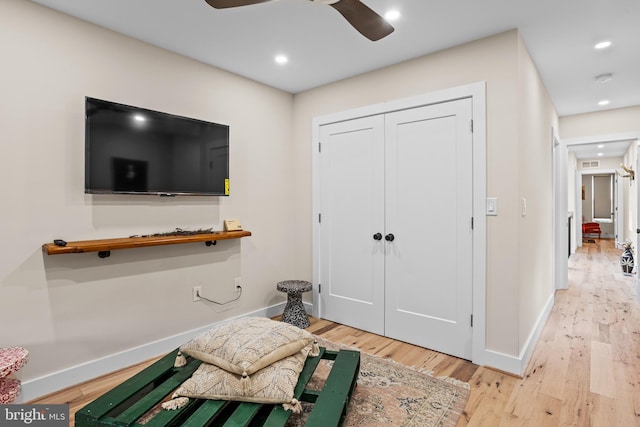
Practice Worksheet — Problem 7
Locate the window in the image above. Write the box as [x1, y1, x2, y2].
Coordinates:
[592, 174, 613, 221]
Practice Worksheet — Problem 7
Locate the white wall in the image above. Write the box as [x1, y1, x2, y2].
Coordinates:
[1, 0, 295, 397]
[560, 106, 640, 138]
[516, 34, 558, 352]
[292, 29, 557, 363]
[578, 157, 626, 171]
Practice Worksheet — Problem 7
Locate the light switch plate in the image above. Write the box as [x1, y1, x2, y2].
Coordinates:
[486, 197, 498, 216]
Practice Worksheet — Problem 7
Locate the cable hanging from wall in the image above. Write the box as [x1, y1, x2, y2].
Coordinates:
[196, 286, 242, 305]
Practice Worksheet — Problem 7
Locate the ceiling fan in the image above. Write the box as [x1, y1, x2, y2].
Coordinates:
[204, 0, 394, 41]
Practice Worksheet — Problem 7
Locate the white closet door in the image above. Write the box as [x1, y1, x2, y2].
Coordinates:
[384, 98, 474, 359]
[319, 115, 385, 335]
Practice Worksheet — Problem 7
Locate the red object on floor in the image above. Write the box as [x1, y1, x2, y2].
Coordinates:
[0, 377, 21, 404]
[582, 222, 601, 239]
[0, 347, 28, 379]
[0, 347, 28, 404]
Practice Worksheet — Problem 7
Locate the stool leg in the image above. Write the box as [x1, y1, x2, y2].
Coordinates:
[281, 292, 310, 329]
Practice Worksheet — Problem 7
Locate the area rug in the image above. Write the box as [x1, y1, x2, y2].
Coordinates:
[138, 338, 469, 426]
[285, 338, 470, 427]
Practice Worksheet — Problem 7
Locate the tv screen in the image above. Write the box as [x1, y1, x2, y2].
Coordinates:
[85, 97, 229, 196]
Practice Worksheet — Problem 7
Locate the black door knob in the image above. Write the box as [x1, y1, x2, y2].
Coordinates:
[385, 233, 395, 242]
[373, 233, 382, 241]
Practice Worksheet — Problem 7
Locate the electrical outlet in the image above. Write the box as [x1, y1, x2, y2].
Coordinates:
[192, 286, 202, 302]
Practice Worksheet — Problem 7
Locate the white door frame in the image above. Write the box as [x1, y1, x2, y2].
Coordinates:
[553, 131, 568, 290]
[636, 147, 640, 290]
[615, 174, 624, 245]
[578, 169, 619, 237]
[311, 82, 487, 366]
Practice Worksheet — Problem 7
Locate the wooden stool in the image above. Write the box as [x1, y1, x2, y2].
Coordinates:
[277, 280, 312, 329]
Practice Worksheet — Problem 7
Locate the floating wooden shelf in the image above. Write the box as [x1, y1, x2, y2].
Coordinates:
[42, 231, 252, 258]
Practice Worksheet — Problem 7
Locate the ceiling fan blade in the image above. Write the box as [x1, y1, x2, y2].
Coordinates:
[204, 0, 273, 9]
[329, 0, 394, 41]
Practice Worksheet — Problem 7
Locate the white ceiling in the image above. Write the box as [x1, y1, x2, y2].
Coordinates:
[31, 0, 640, 118]
[568, 140, 634, 160]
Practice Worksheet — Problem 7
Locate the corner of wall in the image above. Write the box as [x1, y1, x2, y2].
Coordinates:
[481, 292, 554, 376]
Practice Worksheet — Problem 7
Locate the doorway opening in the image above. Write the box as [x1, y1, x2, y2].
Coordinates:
[566, 138, 637, 254]
[581, 172, 617, 242]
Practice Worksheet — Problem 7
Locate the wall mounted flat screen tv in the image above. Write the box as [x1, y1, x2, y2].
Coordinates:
[85, 97, 229, 196]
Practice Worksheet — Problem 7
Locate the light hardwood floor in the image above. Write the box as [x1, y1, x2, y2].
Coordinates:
[31, 238, 640, 426]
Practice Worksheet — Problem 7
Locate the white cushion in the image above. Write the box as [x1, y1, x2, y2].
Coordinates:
[179, 317, 315, 378]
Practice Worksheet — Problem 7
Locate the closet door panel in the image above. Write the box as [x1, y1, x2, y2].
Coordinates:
[318, 115, 385, 335]
[384, 98, 474, 360]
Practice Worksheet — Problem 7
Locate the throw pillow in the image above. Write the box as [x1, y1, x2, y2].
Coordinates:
[177, 317, 318, 382]
[164, 345, 310, 413]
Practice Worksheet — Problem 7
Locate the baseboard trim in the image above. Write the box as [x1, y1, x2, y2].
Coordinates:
[20, 302, 301, 403]
[480, 293, 554, 376]
[517, 293, 555, 374]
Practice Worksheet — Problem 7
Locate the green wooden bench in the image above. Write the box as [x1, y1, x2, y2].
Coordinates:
[75, 347, 360, 427]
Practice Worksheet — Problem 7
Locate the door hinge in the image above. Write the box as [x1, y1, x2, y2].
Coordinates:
[319, 142, 321, 153]
[319, 213, 322, 223]
[318, 284, 321, 293]
[470, 120, 474, 133]
[471, 217, 474, 230]
[471, 314, 473, 327]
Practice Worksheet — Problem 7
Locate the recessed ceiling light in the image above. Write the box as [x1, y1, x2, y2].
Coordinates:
[598, 100, 610, 106]
[594, 41, 612, 50]
[274, 55, 288, 65]
[595, 73, 613, 83]
[597, 144, 604, 148]
[597, 153, 604, 156]
[384, 9, 401, 21]
[133, 114, 146, 122]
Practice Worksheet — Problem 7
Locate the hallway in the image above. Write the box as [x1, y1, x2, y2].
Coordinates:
[509, 238, 640, 426]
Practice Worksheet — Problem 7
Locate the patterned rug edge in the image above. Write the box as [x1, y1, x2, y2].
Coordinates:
[311, 336, 470, 427]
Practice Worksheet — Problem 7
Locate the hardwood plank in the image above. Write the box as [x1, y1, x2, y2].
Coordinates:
[590, 340, 616, 398]
[461, 368, 517, 426]
[612, 360, 640, 427]
[589, 393, 618, 427]
[541, 355, 569, 401]
[559, 346, 591, 425]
